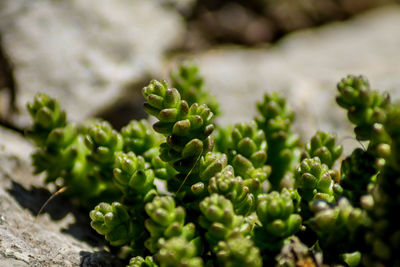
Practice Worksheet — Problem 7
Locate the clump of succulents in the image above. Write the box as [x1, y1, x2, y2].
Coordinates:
[27, 63, 400, 266]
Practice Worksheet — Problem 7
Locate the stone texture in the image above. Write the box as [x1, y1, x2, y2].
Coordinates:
[175, 5, 400, 153]
[0, 0, 184, 127]
[0, 127, 121, 266]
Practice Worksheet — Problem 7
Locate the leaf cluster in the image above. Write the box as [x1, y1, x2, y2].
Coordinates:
[27, 65, 400, 266]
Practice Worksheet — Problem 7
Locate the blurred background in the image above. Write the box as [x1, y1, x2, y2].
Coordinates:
[1, 0, 400, 151]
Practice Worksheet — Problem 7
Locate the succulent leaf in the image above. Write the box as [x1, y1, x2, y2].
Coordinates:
[304, 131, 343, 168]
[128, 256, 157, 267]
[256, 189, 302, 240]
[199, 194, 248, 248]
[215, 232, 262, 267]
[156, 237, 203, 267]
[144, 196, 195, 253]
[170, 61, 220, 116]
[256, 92, 301, 189]
[90, 202, 141, 246]
[294, 157, 340, 203]
[208, 165, 255, 216]
[143, 80, 214, 176]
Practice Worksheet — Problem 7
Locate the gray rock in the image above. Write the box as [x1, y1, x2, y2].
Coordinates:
[179, 5, 400, 154]
[0, 127, 121, 266]
[0, 0, 184, 127]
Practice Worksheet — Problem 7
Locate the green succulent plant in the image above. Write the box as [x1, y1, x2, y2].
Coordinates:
[170, 61, 220, 116]
[128, 256, 157, 267]
[304, 131, 343, 168]
[27, 93, 67, 146]
[362, 105, 400, 267]
[121, 119, 163, 156]
[216, 121, 271, 193]
[27, 96, 120, 203]
[199, 194, 250, 249]
[336, 75, 389, 141]
[90, 202, 140, 247]
[113, 152, 157, 209]
[27, 64, 400, 266]
[294, 157, 344, 209]
[337, 75, 391, 169]
[255, 92, 301, 189]
[254, 189, 302, 255]
[308, 198, 369, 264]
[85, 120, 124, 166]
[143, 79, 214, 174]
[156, 237, 203, 267]
[340, 148, 377, 206]
[144, 196, 198, 253]
[215, 232, 262, 267]
[208, 165, 255, 216]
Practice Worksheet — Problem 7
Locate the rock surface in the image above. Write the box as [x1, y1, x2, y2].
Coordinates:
[175, 5, 400, 153]
[0, 127, 121, 266]
[0, 0, 184, 127]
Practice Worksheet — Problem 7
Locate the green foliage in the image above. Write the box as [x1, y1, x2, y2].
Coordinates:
[308, 198, 369, 260]
[170, 61, 220, 116]
[362, 105, 400, 266]
[336, 75, 389, 141]
[254, 189, 302, 252]
[197, 152, 228, 183]
[143, 79, 214, 174]
[304, 131, 342, 168]
[340, 148, 377, 206]
[156, 237, 203, 267]
[334, 76, 400, 266]
[217, 121, 270, 183]
[255, 92, 301, 189]
[90, 202, 140, 246]
[199, 194, 249, 249]
[121, 119, 163, 156]
[169, 151, 228, 198]
[113, 152, 157, 208]
[294, 157, 340, 203]
[27, 93, 67, 145]
[85, 120, 124, 166]
[336, 75, 391, 169]
[215, 232, 262, 267]
[120, 119, 177, 181]
[208, 166, 255, 216]
[144, 196, 197, 253]
[149, 154, 178, 181]
[342, 251, 362, 267]
[27, 95, 119, 202]
[128, 256, 157, 267]
[27, 65, 400, 266]
[225, 121, 267, 167]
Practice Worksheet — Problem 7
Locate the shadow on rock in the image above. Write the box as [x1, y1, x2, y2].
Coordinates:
[7, 181, 70, 220]
[7, 180, 104, 246]
[80, 250, 124, 267]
